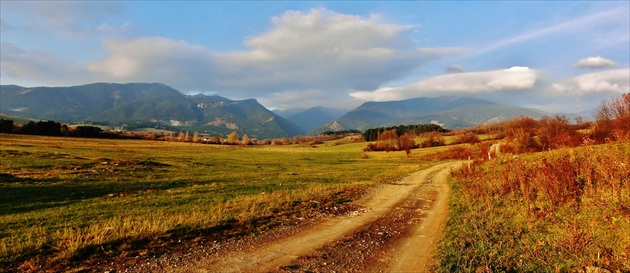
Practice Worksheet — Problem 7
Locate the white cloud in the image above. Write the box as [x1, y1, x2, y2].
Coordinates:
[552, 68, 630, 97]
[350, 87, 405, 102]
[211, 8, 461, 94]
[0, 42, 92, 86]
[87, 37, 213, 83]
[574, 56, 618, 69]
[351, 66, 540, 101]
[82, 8, 461, 108]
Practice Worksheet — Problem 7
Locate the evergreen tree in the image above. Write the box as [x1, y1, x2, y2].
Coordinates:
[0, 119, 14, 133]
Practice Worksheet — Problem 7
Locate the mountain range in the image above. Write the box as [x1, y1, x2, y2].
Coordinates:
[274, 106, 347, 132]
[0, 82, 588, 138]
[312, 96, 552, 133]
[0, 83, 303, 139]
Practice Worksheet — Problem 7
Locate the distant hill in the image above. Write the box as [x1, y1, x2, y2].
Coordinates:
[0, 113, 38, 125]
[308, 120, 352, 135]
[312, 96, 549, 132]
[273, 108, 306, 119]
[1, 83, 591, 137]
[282, 106, 347, 132]
[0, 83, 304, 139]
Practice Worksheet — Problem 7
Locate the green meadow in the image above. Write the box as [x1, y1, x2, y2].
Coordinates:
[0, 134, 429, 268]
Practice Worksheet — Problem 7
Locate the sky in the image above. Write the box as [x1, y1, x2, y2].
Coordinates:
[1, 1, 629, 113]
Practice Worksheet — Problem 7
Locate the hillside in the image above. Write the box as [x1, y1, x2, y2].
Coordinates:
[283, 106, 347, 132]
[2, 83, 589, 137]
[0, 83, 304, 139]
[313, 96, 549, 131]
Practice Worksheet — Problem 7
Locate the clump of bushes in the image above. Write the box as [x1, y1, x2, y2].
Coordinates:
[419, 132, 446, 148]
[438, 144, 630, 272]
[363, 129, 416, 155]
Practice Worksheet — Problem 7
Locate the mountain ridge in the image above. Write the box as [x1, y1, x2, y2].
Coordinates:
[311, 96, 563, 133]
[282, 106, 347, 132]
[0, 83, 304, 139]
[1, 83, 591, 137]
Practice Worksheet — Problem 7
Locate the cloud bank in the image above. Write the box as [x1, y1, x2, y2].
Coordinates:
[82, 8, 461, 108]
[553, 68, 630, 97]
[351, 66, 541, 101]
[0, 42, 91, 86]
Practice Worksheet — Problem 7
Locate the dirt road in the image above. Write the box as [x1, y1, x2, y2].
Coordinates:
[172, 161, 462, 272]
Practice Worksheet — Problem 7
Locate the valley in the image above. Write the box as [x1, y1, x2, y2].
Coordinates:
[0, 92, 627, 272]
[2, 1, 629, 271]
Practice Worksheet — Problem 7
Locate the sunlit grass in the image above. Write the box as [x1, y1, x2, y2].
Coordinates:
[435, 143, 630, 272]
[0, 134, 426, 267]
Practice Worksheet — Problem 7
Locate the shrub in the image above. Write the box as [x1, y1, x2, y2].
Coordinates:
[594, 93, 630, 142]
[454, 131, 480, 144]
[438, 143, 630, 272]
[420, 133, 446, 148]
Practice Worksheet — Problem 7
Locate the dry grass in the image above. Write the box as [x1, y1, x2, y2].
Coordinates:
[0, 134, 426, 270]
[436, 143, 630, 272]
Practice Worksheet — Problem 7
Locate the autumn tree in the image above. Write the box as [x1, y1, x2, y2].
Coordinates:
[241, 134, 251, 145]
[419, 132, 446, 148]
[538, 115, 579, 149]
[398, 133, 416, 156]
[209, 136, 220, 144]
[375, 129, 399, 152]
[453, 131, 480, 144]
[227, 131, 239, 144]
[594, 92, 630, 142]
[505, 116, 541, 153]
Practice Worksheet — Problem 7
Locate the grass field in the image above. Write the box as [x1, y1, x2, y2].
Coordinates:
[6, 132, 625, 272]
[0, 134, 429, 269]
[435, 143, 630, 272]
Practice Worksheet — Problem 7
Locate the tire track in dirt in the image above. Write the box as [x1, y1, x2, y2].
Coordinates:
[181, 161, 461, 273]
[371, 163, 458, 272]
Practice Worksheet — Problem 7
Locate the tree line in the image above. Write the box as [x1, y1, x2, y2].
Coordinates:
[0, 119, 361, 146]
[321, 129, 361, 136]
[0, 120, 104, 138]
[362, 123, 445, 142]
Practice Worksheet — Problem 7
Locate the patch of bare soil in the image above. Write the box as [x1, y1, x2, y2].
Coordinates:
[67, 161, 460, 273]
[27, 188, 366, 273]
[274, 163, 457, 273]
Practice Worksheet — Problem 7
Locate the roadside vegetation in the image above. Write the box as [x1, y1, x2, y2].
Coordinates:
[434, 93, 630, 272]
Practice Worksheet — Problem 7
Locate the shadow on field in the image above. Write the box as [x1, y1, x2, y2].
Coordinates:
[0, 174, 190, 216]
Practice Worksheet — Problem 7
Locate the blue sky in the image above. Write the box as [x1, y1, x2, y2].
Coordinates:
[1, 1, 628, 113]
